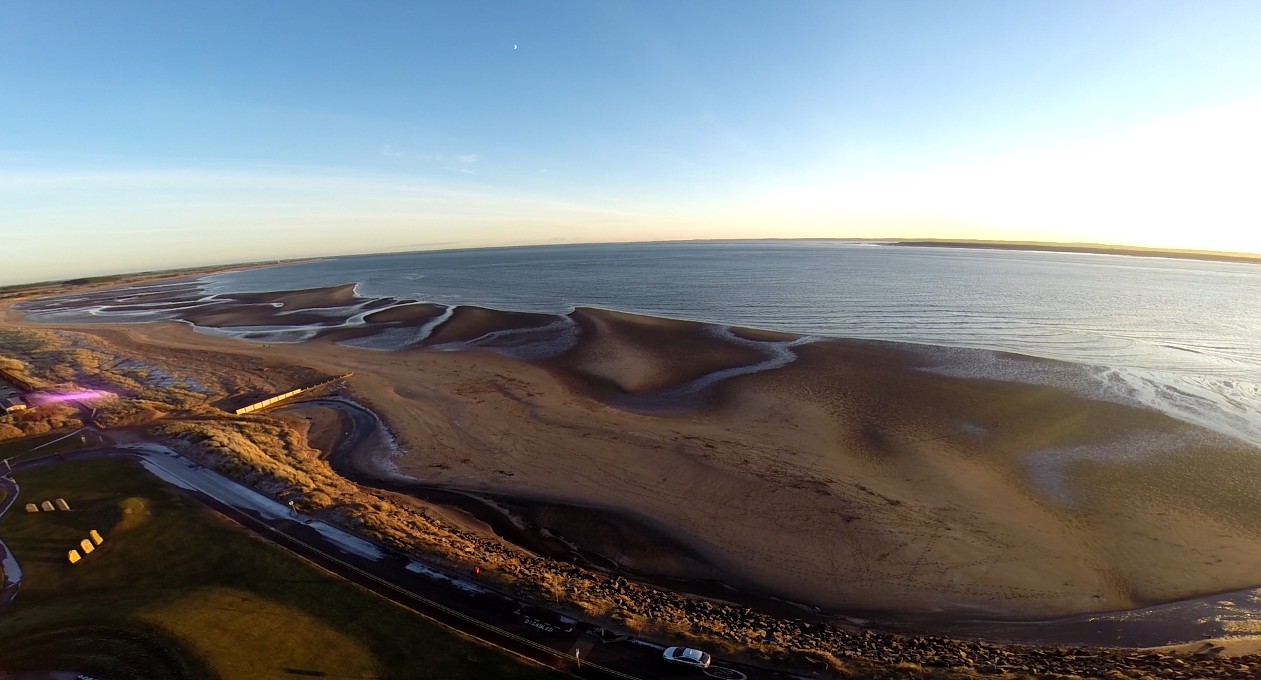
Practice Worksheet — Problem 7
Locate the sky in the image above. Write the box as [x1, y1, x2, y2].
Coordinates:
[3, 0, 1261, 285]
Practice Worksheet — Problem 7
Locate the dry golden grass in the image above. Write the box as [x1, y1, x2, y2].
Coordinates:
[149, 417, 490, 559]
[114, 496, 153, 532]
[0, 403, 81, 440]
[0, 326, 328, 441]
[139, 587, 380, 680]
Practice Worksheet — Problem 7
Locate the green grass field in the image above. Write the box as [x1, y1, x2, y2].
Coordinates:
[0, 457, 566, 680]
[0, 430, 68, 460]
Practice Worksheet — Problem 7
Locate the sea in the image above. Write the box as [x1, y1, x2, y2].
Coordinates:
[40, 240, 1261, 448]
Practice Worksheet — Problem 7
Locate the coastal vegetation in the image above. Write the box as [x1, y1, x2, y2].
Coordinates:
[0, 403, 81, 441]
[0, 260, 312, 302]
[0, 457, 564, 680]
[0, 326, 326, 439]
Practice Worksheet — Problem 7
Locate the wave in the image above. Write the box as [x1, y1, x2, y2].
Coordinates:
[917, 345, 1261, 449]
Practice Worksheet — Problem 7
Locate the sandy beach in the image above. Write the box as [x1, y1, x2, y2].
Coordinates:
[7, 279, 1261, 625]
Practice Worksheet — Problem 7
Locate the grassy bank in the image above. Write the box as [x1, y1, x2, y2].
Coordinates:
[0, 432, 64, 460]
[0, 457, 564, 680]
[0, 326, 328, 441]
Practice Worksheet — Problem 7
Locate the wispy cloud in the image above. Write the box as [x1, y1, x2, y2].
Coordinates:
[380, 143, 405, 158]
[453, 153, 478, 164]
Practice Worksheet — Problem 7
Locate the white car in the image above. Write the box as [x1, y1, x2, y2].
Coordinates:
[663, 646, 712, 669]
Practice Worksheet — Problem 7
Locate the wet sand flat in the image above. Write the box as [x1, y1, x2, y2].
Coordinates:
[7, 282, 1261, 621]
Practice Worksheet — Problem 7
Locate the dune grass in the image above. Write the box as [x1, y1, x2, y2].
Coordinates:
[0, 457, 564, 680]
[0, 326, 327, 438]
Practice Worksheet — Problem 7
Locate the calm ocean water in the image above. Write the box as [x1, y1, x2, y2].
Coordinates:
[192, 241, 1261, 447]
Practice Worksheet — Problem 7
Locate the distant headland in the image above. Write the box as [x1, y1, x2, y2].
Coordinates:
[890, 239, 1261, 265]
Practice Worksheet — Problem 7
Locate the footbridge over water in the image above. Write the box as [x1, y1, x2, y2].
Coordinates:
[233, 374, 353, 415]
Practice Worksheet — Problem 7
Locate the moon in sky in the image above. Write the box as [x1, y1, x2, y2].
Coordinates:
[513, 44, 518, 50]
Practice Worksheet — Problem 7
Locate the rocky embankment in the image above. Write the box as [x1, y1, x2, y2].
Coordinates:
[391, 500, 1258, 679]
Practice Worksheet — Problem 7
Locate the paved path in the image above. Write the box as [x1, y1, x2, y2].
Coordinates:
[0, 475, 22, 610]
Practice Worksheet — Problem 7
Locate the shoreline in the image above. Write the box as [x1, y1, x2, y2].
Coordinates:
[15, 259, 1259, 443]
[7, 279, 1261, 649]
[0, 257, 322, 301]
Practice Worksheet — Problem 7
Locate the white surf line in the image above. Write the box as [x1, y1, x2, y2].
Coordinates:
[917, 345, 1261, 449]
[336, 324, 431, 350]
[274, 301, 370, 317]
[429, 313, 579, 360]
[416, 304, 457, 343]
[189, 322, 325, 344]
[1087, 365, 1261, 450]
[90, 301, 202, 312]
[655, 327, 818, 400]
[338, 303, 456, 350]
[339, 299, 420, 327]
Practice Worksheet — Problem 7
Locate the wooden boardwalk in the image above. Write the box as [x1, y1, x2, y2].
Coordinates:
[233, 373, 352, 415]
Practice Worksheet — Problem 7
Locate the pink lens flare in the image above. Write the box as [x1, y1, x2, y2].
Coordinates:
[29, 390, 117, 406]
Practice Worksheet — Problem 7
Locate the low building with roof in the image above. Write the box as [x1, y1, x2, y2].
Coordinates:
[0, 372, 30, 413]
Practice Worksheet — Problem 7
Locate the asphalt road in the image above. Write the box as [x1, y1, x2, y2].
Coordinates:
[0, 474, 22, 610]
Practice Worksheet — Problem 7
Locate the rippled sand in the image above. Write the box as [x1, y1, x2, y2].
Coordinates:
[9, 280, 1261, 620]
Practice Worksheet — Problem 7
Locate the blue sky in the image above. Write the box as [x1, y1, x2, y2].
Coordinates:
[3, 1, 1261, 284]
